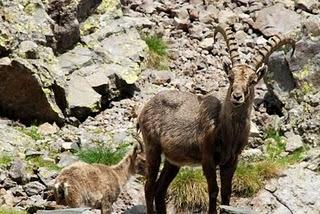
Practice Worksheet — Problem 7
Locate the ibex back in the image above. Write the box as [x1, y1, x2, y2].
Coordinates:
[138, 24, 295, 214]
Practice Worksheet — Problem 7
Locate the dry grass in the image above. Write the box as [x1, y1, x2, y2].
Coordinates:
[168, 168, 208, 211]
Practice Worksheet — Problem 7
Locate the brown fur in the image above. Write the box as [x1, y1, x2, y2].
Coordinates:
[54, 145, 145, 214]
[138, 25, 295, 213]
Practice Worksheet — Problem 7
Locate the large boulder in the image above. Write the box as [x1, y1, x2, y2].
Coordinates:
[252, 3, 302, 36]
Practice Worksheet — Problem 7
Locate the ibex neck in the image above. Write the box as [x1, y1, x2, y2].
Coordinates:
[112, 154, 133, 187]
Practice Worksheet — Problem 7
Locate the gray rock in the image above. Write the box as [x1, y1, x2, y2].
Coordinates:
[199, 37, 214, 50]
[149, 70, 175, 85]
[38, 123, 59, 135]
[57, 152, 78, 168]
[295, 0, 320, 13]
[19, 41, 39, 59]
[253, 4, 301, 36]
[284, 131, 304, 152]
[47, 0, 102, 53]
[66, 75, 101, 121]
[37, 167, 58, 188]
[249, 165, 320, 214]
[303, 15, 320, 37]
[37, 208, 96, 214]
[220, 205, 257, 214]
[24, 181, 46, 196]
[9, 160, 28, 184]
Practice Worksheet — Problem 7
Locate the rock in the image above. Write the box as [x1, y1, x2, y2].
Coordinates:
[284, 131, 304, 152]
[199, 37, 214, 50]
[265, 51, 296, 101]
[57, 152, 78, 168]
[10, 185, 27, 197]
[250, 165, 320, 213]
[0, 58, 65, 125]
[37, 208, 96, 214]
[37, 168, 58, 188]
[295, 0, 320, 13]
[18, 41, 39, 59]
[0, 189, 15, 207]
[303, 15, 320, 37]
[250, 122, 260, 137]
[124, 205, 146, 214]
[47, 0, 102, 53]
[149, 70, 175, 85]
[24, 181, 46, 196]
[253, 4, 301, 36]
[9, 160, 28, 184]
[22, 194, 47, 213]
[220, 205, 257, 214]
[38, 123, 59, 135]
[241, 148, 264, 161]
[66, 75, 101, 121]
[58, 46, 94, 75]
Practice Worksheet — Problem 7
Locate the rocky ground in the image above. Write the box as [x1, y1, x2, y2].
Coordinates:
[0, 0, 319, 213]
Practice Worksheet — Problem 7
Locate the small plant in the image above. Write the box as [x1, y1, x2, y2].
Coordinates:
[26, 156, 60, 171]
[17, 125, 43, 141]
[0, 207, 27, 214]
[0, 154, 12, 166]
[76, 143, 129, 166]
[168, 168, 208, 211]
[142, 34, 169, 70]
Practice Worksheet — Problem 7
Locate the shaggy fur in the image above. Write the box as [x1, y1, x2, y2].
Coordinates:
[54, 145, 145, 214]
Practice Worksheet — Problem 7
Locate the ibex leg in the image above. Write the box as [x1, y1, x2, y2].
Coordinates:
[145, 145, 161, 214]
[202, 159, 218, 214]
[220, 158, 238, 205]
[155, 160, 180, 214]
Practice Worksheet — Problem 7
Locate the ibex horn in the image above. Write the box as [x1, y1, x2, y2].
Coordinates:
[214, 25, 241, 66]
[250, 34, 296, 69]
[133, 133, 144, 153]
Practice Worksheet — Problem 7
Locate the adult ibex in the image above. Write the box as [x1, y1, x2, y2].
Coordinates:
[137, 24, 295, 214]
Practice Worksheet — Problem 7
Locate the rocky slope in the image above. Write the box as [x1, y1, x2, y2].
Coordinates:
[0, 0, 319, 213]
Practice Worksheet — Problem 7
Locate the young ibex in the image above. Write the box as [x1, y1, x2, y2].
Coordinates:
[53, 141, 146, 214]
[137, 24, 295, 214]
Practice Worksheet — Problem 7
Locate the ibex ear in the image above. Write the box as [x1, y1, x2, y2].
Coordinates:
[256, 64, 268, 82]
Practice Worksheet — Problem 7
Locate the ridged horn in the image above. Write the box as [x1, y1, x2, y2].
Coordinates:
[214, 25, 241, 66]
[133, 133, 144, 153]
[250, 34, 296, 69]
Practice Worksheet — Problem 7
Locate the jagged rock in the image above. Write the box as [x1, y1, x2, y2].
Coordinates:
[252, 4, 301, 36]
[38, 123, 59, 135]
[37, 208, 96, 214]
[66, 75, 101, 121]
[249, 165, 320, 214]
[47, 0, 102, 53]
[9, 160, 28, 184]
[220, 205, 257, 214]
[148, 70, 175, 85]
[295, 0, 320, 14]
[303, 15, 320, 36]
[199, 37, 214, 50]
[57, 152, 78, 168]
[0, 188, 16, 207]
[18, 41, 39, 59]
[284, 131, 303, 152]
[24, 181, 46, 196]
[265, 51, 296, 102]
[0, 57, 65, 124]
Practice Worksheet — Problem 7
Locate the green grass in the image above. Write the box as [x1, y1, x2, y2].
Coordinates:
[17, 125, 43, 141]
[0, 154, 12, 166]
[0, 207, 26, 214]
[142, 34, 169, 70]
[168, 168, 208, 211]
[167, 128, 306, 210]
[76, 144, 129, 166]
[26, 156, 60, 171]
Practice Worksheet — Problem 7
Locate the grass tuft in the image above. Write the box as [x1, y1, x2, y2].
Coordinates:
[76, 144, 129, 166]
[168, 168, 208, 211]
[0, 154, 13, 166]
[142, 34, 169, 70]
[0, 207, 26, 214]
[26, 156, 60, 171]
[17, 125, 43, 141]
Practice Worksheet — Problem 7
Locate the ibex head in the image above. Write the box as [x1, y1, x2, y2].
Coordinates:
[214, 25, 295, 106]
